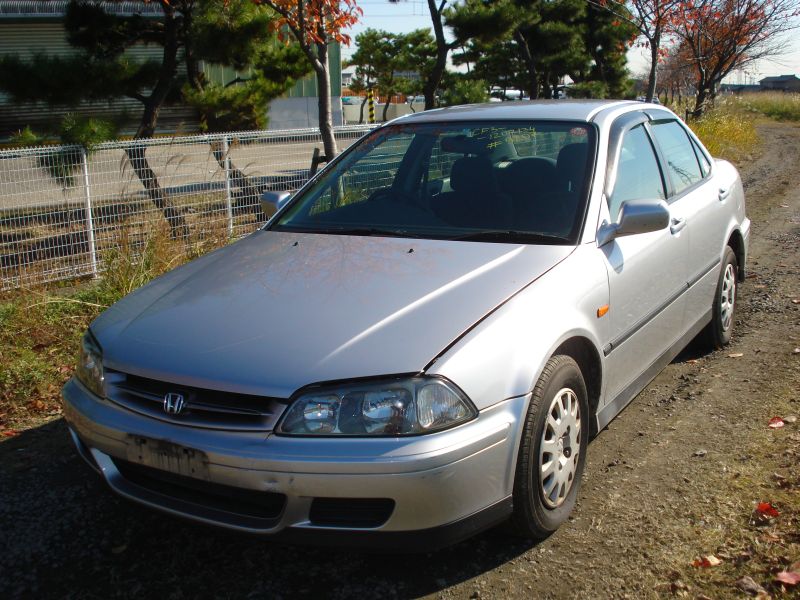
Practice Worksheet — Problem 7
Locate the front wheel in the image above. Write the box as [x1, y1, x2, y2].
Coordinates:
[508, 355, 588, 540]
[704, 246, 738, 349]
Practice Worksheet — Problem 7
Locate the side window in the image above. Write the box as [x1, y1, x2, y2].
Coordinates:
[608, 124, 666, 221]
[650, 120, 703, 195]
[692, 138, 712, 177]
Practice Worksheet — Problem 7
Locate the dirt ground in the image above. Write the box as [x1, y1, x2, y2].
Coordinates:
[1, 122, 798, 599]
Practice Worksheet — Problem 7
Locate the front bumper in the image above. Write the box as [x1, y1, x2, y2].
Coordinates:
[63, 378, 526, 549]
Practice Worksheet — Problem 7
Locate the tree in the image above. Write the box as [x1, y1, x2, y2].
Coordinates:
[254, 0, 361, 159]
[577, 3, 638, 98]
[184, 1, 310, 207]
[671, 0, 800, 116]
[451, 38, 528, 96]
[350, 29, 395, 121]
[389, 0, 459, 109]
[394, 29, 438, 110]
[448, 0, 632, 100]
[589, 0, 683, 102]
[439, 73, 490, 106]
[0, 0, 304, 237]
[350, 28, 436, 120]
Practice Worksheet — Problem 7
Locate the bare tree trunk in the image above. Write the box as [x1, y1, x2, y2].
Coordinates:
[359, 95, 367, 123]
[382, 89, 392, 122]
[125, 7, 188, 239]
[515, 30, 539, 100]
[645, 35, 659, 103]
[314, 42, 338, 160]
[424, 0, 450, 110]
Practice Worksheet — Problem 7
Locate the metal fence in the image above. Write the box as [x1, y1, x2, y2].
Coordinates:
[0, 125, 375, 290]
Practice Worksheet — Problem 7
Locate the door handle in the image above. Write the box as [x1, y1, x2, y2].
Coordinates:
[718, 187, 731, 201]
[670, 217, 687, 234]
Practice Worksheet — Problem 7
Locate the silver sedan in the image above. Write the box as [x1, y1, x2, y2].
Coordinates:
[63, 100, 749, 550]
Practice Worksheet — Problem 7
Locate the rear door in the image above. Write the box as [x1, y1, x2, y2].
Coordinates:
[648, 120, 728, 325]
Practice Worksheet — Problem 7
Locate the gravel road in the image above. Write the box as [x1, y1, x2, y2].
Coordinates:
[1, 122, 798, 599]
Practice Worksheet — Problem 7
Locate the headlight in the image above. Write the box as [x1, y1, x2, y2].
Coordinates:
[76, 331, 104, 398]
[278, 377, 477, 436]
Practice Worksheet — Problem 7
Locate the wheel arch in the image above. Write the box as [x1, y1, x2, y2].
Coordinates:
[727, 228, 746, 281]
[551, 336, 603, 438]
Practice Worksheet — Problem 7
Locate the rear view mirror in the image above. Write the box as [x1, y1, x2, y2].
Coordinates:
[260, 191, 291, 218]
[597, 199, 670, 246]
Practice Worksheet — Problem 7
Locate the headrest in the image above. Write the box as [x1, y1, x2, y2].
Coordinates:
[556, 143, 589, 192]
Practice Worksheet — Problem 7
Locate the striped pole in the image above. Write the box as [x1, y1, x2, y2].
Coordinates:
[368, 87, 375, 124]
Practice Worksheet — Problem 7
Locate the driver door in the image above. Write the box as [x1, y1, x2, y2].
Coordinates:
[601, 123, 690, 404]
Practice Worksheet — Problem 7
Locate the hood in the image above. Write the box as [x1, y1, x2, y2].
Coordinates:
[93, 231, 572, 397]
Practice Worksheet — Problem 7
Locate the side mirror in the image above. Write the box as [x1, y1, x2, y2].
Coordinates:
[260, 190, 291, 218]
[597, 199, 670, 246]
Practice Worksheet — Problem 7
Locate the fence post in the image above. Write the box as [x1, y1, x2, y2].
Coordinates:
[222, 135, 234, 236]
[81, 147, 98, 277]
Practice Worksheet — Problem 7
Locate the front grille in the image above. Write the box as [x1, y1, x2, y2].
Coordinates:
[105, 369, 288, 432]
[309, 498, 395, 528]
[113, 458, 287, 520]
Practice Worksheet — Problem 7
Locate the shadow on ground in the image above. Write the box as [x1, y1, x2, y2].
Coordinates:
[0, 419, 535, 599]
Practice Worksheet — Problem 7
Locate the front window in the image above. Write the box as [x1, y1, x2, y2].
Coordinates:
[270, 121, 596, 244]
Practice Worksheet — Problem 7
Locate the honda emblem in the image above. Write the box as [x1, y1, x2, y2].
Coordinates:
[163, 392, 186, 415]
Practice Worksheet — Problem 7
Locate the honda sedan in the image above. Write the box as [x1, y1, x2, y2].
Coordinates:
[63, 100, 749, 550]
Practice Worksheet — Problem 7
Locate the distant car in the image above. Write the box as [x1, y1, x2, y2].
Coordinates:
[341, 96, 360, 105]
[637, 95, 661, 104]
[64, 100, 748, 550]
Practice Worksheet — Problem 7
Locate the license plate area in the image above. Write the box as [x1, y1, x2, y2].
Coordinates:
[125, 436, 209, 480]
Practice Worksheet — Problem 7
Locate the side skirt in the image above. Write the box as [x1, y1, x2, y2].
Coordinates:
[595, 309, 712, 432]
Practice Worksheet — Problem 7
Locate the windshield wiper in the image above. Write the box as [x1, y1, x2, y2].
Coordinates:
[448, 230, 571, 244]
[275, 225, 425, 238]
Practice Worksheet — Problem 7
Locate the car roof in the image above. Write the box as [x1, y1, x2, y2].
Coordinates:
[393, 100, 641, 124]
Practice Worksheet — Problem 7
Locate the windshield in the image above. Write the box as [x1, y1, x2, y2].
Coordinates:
[270, 120, 596, 244]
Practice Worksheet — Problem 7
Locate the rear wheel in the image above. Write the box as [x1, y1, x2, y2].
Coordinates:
[705, 246, 738, 349]
[508, 355, 588, 539]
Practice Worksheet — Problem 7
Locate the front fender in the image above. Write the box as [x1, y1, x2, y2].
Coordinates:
[427, 244, 609, 411]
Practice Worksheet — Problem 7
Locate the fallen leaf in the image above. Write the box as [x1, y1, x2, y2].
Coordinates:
[2, 430, 18, 438]
[775, 571, 800, 586]
[728, 352, 744, 358]
[785, 415, 798, 424]
[792, 298, 800, 304]
[756, 502, 780, 517]
[693, 449, 708, 457]
[736, 576, 767, 596]
[692, 555, 722, 568]
[768, 417, 785, 429]
[793, 348, 800, 355]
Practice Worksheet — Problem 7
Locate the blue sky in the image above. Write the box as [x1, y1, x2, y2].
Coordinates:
[343, 1, 800, 82]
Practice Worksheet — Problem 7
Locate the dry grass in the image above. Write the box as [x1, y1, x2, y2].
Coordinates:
[739, 92, 800, 122]
[687, 98, 760, 164]
[0, 221, 231, 432]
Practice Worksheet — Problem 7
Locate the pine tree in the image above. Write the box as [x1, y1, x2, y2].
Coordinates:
[0, 0, 305, 236]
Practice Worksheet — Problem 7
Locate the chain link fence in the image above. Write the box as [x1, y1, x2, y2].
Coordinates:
[0, 125, 374, 290]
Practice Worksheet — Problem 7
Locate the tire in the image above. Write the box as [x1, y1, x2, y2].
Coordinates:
[508, 355, 589, 540]
[704, 246, 738, 349]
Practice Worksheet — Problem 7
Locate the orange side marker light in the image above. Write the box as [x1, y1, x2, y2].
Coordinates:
[597, 305, 609, 318]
